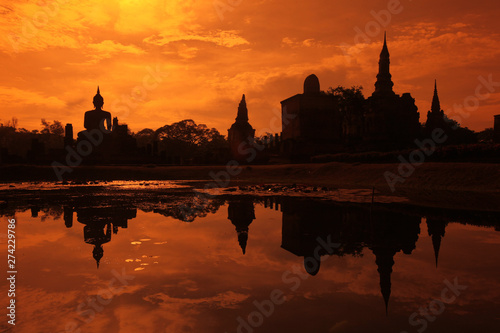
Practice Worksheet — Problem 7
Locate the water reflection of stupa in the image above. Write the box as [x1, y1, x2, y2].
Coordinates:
[426, 218, 448, 267]
[227, 199, 255, 254]
[367, 210, 421, 314]
[64, 205, 137, 268]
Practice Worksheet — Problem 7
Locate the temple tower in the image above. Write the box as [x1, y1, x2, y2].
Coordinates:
[228, 95, 256, 163]
[374, 32, 394, 96]
[425, 80, 446, 133]
[364, 33, 420, 148]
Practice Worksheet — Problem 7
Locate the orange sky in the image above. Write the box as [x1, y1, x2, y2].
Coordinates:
[1, 0, 499, 136]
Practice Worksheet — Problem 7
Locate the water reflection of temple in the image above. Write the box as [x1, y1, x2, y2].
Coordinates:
[275, 197, 421, 314]
[64, 205, 137, 268]
[367, 209, 420, 314]
[19, 194, 227, 267]
[7, 192, 500, 307]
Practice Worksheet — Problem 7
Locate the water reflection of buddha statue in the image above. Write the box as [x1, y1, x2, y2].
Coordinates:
[73, 204, 137, 268]
[84, 222, 112, 268]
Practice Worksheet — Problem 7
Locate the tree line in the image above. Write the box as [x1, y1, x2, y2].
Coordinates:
[0, 117, 228, 163]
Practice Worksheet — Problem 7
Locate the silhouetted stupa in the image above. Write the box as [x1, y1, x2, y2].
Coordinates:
[374, 32, 395, 96]
[425, 80, 447, 133]
[364, 33, 420, 148]
[227, 95, 256, 163]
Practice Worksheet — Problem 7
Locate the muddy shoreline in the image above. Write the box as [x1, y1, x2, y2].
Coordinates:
[1, 162, 499, 212]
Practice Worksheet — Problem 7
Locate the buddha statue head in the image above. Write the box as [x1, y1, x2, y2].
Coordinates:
[93, 86, 104, 110]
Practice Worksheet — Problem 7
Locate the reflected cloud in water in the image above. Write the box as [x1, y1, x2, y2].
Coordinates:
[1, 191, 499, 333]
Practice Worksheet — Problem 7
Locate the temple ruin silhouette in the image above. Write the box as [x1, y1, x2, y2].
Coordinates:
[1, 33, 497, 166]
[280, 73, 343, 158]
[61, 87, 140, 164]
[226, 34, 486, 162]
[227, 34, 422, 161]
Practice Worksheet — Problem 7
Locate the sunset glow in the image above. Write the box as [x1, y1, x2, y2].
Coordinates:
[1, 0, 499, 135]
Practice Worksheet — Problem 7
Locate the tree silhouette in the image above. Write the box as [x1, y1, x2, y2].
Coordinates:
[129, 119, 227, 164]
[4, 117, 18, 129]
[41, 119, 64, 136]
[155, 119, 222, 145]
[326, 86, 366, 145]
[477, 128, 494, 142]
[134, 128, 156, 148]
[326, 85, 365, 109]
[153, 119, 226, 162]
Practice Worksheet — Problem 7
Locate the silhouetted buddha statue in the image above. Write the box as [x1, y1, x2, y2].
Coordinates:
[83, 87, 111, 132]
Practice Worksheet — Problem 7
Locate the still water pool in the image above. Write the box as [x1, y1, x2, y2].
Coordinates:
[1, 188, 499, 333]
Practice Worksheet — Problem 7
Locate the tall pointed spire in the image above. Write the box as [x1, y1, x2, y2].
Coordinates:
[238, 232, 248, 254]
[373, 247, 395, 316]
[97, 86, 100, 95]
[381, 31, 389, 57]
[426, 218, 446, 268]
[236, 94, 249, 123]
[374, 32, 394, 94]
[431, 80, 441, 113]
